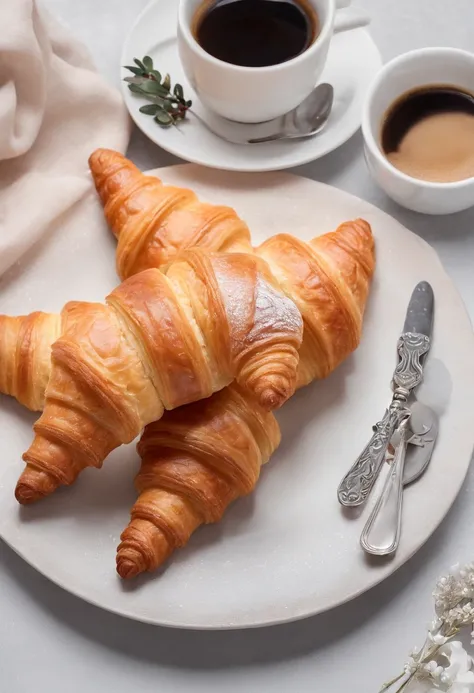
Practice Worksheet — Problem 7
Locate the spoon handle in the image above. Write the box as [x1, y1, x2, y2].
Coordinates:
[247, 133, 287, 144]
[360, 416, 411, 556]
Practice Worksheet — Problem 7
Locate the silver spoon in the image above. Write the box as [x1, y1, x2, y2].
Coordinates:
[360, 402, 438, 557]
[247, 83, 334, 144]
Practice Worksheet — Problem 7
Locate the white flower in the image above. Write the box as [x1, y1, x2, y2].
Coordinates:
[433, 565, 474, 619]
[428, 642, 474, 693]
[428, 631, 449, 646]
[430, 619, 444, 632]
[445, 604, 474, 630]
[381, 564, 474, 693]
[405, 657, 419, 675]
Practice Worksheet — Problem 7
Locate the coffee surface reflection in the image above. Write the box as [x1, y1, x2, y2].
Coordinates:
[381, 86, 474, 183]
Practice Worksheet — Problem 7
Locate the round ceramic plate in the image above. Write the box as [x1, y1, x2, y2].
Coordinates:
[0, 168, 473, 629]
[121, 0, 382, 171]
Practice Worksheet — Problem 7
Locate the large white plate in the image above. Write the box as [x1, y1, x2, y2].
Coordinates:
[0, 168, 473, 630]
[121, 0, 382, 171]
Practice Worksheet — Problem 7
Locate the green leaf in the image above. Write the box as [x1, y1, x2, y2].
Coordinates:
[123, 65, 143, 75]
[127, 62, 190, 128]
[139, 104, 161, 115]
[150, 69, 162, 83]
[128, 83, 145, 94]
[140, 80, 169, 96]
[123, 76, 146, 84]
[142, 55, 154, 71]
[155, 110, 173, 126]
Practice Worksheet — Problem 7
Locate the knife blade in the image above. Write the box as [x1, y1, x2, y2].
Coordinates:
[337, 281, 434, 507]
[383, 401, 438, 483]
[403, 281, 434, 336]
[402, 401, 438, 485]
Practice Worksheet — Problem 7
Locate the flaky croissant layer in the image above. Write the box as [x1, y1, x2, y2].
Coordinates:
[15, 250, 302, 504]
[89, 148, 253, 280]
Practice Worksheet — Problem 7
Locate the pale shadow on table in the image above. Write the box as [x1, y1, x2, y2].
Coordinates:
[292, 129, 363, 183]
[379, 197, 474, 247]
[126, 127, 183, 171]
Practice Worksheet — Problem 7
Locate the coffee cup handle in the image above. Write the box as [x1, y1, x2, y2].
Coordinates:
[334, 7, 371, 33]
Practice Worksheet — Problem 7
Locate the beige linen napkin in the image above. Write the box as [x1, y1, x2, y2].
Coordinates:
[0, 0, 130, 276]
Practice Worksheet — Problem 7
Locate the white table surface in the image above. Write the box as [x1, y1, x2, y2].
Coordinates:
[2, 1, 474, 691]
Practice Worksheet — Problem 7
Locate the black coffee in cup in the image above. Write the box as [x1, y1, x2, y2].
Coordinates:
[192, 0, 320, 68]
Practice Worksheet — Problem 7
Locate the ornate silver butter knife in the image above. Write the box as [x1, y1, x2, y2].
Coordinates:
[337, 281, 434, 507]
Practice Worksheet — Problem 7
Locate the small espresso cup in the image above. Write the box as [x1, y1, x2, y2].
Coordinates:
[177, 0, 370, 123]
[362, 48, 474, 215]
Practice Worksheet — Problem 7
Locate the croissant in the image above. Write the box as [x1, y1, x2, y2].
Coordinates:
[15, 250, 303, 503]
[88, 150, 373, 387]
[0, 302, 87, 412]
[117, 384, 281, 578]
[117, 218, 375, 577]
[88, 148, 252, 280]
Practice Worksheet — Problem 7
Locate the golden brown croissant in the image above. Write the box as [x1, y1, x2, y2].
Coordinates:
[0, 303, 86, 412]
[88, 149, 372, 388]
[117, 384, 280, 578]
[88, 148, 252, 280]
[117, 218, 375, 577]
[15, 250, 303, 504]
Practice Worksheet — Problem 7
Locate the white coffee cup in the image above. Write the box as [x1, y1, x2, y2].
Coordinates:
[362, 48, 474, 215]
[178, 0, 370, 123]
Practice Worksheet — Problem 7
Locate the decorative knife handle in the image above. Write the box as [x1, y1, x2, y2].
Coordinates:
[393, 333, 430, 390]
[337, 406, 403, 507]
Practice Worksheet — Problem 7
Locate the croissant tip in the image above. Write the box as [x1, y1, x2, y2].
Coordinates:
[89, 147, 111, 160]
[88, 148, 112, 171]
[256, 387, 287, 411]
[15, 465, 61, 504]
[116, 554, 142, 579]
[15, 482, 44, 505]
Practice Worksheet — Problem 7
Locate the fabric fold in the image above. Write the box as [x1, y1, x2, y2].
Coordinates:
[0, 0, 131, 277]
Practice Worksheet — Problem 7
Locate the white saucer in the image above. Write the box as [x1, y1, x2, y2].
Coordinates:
[121, 0, 382, 172]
